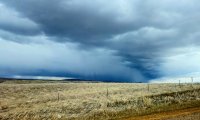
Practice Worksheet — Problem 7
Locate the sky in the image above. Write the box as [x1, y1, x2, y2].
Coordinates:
[0, 0, 200, 82]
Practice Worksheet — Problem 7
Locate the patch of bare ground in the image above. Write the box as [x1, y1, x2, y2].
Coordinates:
[125, 107, 200, 120]
[163, 107, 200, 120]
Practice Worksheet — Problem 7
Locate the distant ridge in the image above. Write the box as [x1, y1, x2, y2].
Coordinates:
[0, 77, 103, 83]
[0, 77, 141, 83]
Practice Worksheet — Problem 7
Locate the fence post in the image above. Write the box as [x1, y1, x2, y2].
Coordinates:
[191, 77, 193, 88]
[107, 88, 109, 98]
[106, 88, 109, 107]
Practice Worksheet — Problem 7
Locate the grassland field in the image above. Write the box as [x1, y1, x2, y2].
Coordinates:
[0, 80, 200, 120]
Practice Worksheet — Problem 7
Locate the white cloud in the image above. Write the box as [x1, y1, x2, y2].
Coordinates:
[158, 46, 200, 77]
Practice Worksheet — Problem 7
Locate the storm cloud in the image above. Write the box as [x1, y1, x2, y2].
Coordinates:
[0, 0, 200, 82]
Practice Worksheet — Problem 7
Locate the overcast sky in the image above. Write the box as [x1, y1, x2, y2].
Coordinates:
[0, 0, 200, 82]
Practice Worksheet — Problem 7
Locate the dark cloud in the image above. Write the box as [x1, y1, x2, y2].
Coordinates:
[1, 0, 200, 82]
[0, 3, 41, 35]
[0, 38, 145, 82]
[1, 0, 144, 42]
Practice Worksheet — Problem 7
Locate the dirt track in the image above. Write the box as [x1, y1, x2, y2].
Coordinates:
[125, 107, 200, 120]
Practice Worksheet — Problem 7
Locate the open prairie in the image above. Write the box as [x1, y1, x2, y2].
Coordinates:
[0, 80, 200, 120]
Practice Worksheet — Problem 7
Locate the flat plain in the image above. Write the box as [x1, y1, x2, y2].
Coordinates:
[0, 80, 200, 120]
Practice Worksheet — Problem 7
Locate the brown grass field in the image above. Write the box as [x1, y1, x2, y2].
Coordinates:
[0, 80, 200, 120]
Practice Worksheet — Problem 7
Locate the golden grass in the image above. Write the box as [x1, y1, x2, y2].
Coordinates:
[0, 81, 200, 120]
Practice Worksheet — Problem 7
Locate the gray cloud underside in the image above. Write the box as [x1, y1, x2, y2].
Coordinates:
[1, 0, 200, 81]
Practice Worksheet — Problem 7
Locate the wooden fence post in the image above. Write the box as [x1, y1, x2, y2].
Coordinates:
[191, 77, 193, 88]
[107, 88, 109, 98]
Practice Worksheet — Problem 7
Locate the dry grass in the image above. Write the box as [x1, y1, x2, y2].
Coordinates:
[0, 81, 200, 120]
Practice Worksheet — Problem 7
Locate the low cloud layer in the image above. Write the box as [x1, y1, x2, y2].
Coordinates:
[0, 0, 200, 82]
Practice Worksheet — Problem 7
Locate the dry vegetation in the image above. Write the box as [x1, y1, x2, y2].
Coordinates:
[0, 80, 200, 120]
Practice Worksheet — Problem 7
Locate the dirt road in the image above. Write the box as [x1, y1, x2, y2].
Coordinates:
[124, 107, 200, 120]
